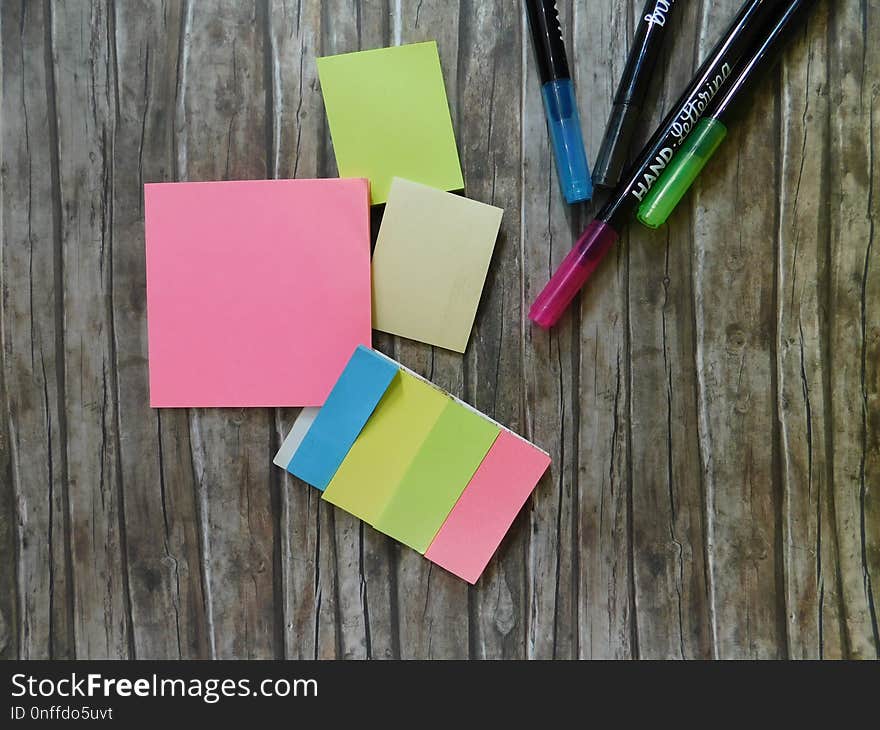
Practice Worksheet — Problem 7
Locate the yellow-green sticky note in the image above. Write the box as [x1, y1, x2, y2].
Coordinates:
[374, 401, 500, 553]
[322, 371, 447, 523]
[316, 41, 464, 205]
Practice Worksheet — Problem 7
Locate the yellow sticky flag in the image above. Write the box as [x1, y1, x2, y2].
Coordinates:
[322, 372, 447, 523]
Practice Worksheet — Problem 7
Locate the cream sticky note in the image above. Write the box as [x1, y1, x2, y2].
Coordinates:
[144, 179, 371, 407]
[425, 430, 551, 584]
[371, 178, 503, 352]
[316, 42, 463, 205]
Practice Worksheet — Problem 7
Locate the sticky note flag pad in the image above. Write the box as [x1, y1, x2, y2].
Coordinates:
[274, 346, 551, 582]
[371, 179, 504, 352]
[317, 42, 463, 205]
[144, 178, 371, 407]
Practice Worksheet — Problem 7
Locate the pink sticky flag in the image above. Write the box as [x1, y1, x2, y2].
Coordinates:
[424, 430, 551, 584]
[144, 179, 371, 407]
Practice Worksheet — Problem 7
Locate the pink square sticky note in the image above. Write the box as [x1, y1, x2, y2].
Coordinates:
[424, 430, 551, 584]
[144, 179, 371, 407]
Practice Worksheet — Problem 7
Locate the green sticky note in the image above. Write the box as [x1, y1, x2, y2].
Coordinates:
[374, 401, 500, 553]
[322, 371, 448, 523]
[316, 41, 464, 205]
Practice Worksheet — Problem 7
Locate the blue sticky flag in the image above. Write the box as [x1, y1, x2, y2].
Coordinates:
[287, 346, 399, 490]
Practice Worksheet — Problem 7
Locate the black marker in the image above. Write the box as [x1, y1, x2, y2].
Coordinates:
[637, 0, 818, 227]
[593, 0, 683, 188]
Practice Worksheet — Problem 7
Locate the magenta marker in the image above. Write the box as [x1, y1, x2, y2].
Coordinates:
[529, 221, 619, 326]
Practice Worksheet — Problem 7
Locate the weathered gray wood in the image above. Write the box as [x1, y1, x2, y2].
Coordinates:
[271, 0, 398, 661]
[267, 0, 325, 661]
[827, 0, 879, 659]
[569, 0, 634, 660]
[312, 0, 393, 660]
[52, 0, 131, 659]
[0, 0, 74, 660]
[175, 1, 276, 659]
[625, 0, 713, 659]
[111, 0, 210, 659]
[0, 0, 877, 660]
[457, 0, 528, 660]
[692, 0, 786, 659]
[0, 10, 11, 648]
[776, 2, 845, 659]
[0, 326, 15, 660]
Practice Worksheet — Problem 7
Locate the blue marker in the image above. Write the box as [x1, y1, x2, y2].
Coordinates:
[524, 0, 592, 204]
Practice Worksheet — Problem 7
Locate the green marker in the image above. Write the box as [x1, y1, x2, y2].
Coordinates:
[637, 0, 816, 229]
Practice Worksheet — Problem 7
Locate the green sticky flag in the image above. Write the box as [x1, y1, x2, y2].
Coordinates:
[373, 400, 500, 553]
[322, 370, 500, 553]
[316, 41, 464, 205]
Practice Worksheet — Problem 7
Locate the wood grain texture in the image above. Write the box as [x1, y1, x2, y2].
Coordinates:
[1, 0, 73, 660]
[393, 0, 469, 660]
[776, 1, 845, 658]
[51, 0, 132, 659]
[691, 0, 787, 660]
[625, 0, 712, 660]
[0, 0, 876, 659]
[826, 0, 879, 658]
[521, 0, 580, 660]
[268, 0, 326, 662]
[176, 1, 277, 660]
[111, 0, 210, 661]
[570, 0, 633, 660]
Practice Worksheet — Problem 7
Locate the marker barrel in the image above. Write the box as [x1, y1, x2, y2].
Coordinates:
[528, 221, 618, 328]
[542, 79, 593, 204]
[593, 102, 641, 188]
[598, 0, 781, 223]
[593, 0, 681, 188]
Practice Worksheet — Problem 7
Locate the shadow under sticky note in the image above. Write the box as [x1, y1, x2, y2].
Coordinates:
[424, 430, 551, 584]
[373, 401, 499, 552]
[286, 345, 398, 490]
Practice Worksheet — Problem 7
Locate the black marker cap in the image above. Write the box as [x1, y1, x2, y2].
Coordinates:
[524, 0, 571, 84]
[591, 102, 641, 188]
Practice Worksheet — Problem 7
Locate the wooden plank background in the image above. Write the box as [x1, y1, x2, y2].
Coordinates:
[1, 0, 877, 659]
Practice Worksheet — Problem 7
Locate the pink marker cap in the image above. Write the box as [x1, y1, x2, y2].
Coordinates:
[528, 219, 619, 328]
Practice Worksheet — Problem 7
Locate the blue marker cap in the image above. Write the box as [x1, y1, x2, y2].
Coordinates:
[541, 78, 593, 204]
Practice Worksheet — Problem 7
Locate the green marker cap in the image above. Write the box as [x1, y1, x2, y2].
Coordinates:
[637, 118, 728, 228]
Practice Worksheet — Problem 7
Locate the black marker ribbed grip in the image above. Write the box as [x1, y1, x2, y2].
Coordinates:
[525, 0, 571, 83]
